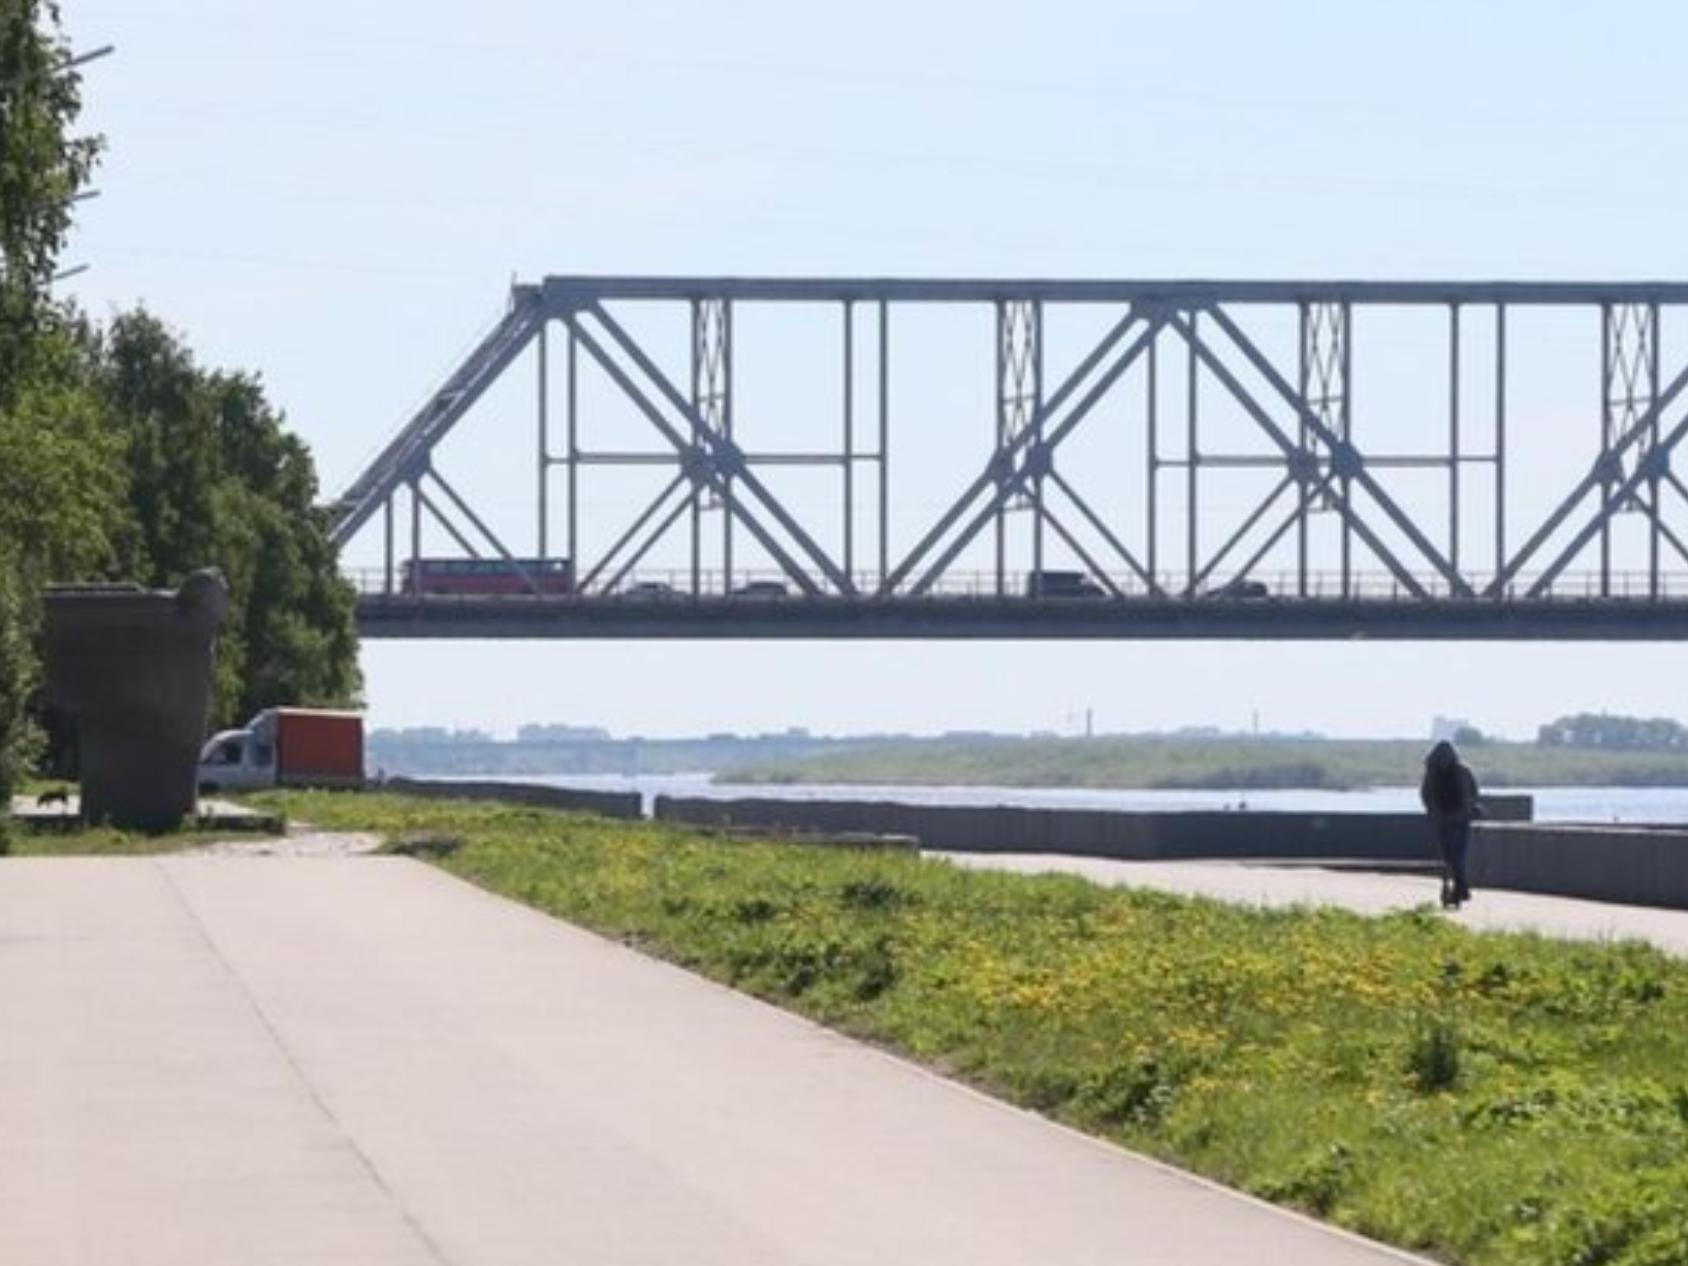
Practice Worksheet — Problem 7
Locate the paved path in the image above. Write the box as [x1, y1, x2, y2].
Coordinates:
[935, 853, 1688, 956]
[0, 855, 1429, 1266]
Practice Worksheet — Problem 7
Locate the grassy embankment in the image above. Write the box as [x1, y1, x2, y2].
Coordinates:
[254, 789, 1688, 1266]
[723, 735, 1688, 791]
[0, 781, 277, 856]
[0, 820, 259, 856]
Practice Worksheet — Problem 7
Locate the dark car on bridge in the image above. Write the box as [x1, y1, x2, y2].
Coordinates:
[1205, 577, 1271, 600]
[1025, 570, 1107, 599]
[732, 580, 790, 599]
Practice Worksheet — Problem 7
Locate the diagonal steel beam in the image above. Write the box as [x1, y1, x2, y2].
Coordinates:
[1184, 472, 1296, 597]
[413, 485, 481, 561]
[1036, 504, 1125, 598]
[426, 468, 539, 595]
[1525, 396, 1688, 596]
[332, 294, 545, 547]
[1229, 468, 1341, 593]
[903, 312, 1168, 596]
[602, 487, 698, 595]
[579, 472, 690, 593]
[581, 302, 855, 595]
[1201, 306, 1472, 597]
[1166, 313, 1431, 600]
[880, 307, 1150, 596]
[1615, 467, 1688, 574]
[1496, 364, 1688, 596]
[1664, 467, 1688, 517]
[558, 310, 824, 597]
[1044, 468, 1161, 594]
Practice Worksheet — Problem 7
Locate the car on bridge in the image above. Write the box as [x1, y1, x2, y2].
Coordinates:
[732, 580, 790, 599]
[1204, 577, 1272, 600]
[1025, 570, 1107, 599]
[400, 557, 574, 596]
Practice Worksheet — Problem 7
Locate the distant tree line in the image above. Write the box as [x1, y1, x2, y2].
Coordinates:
[1, 1, 358, 803]
[1536, 713, 1688, 752]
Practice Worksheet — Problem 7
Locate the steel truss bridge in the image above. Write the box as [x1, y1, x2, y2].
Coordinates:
[333, 276, 1688, 640]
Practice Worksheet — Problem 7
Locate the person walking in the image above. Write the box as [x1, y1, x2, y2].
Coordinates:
[1420, 740, 1481, 908]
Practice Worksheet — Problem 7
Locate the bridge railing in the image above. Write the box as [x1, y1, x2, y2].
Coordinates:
[343, 566, 1688, 603]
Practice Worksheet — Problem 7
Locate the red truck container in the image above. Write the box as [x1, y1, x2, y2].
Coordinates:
[197, 707, 364, 792]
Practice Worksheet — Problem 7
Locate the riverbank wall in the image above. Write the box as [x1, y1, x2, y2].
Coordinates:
[650, 794, 1533, 862]
[1472, 822, 1688, 909]
[379, 777, 642, 819]
[369, 779, 1688, 911]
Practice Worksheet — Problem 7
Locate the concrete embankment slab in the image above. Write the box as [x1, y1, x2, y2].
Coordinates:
[0, 855, 1428, 1265]
[935, 853, 1688, 956]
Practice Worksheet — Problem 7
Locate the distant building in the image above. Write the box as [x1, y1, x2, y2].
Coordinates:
[515, 723, 611, 744]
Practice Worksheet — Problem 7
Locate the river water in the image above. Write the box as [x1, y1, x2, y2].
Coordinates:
[500, 773, 1688, 824]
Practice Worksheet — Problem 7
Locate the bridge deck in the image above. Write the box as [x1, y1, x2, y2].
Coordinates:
[356, 593, 1688, 639]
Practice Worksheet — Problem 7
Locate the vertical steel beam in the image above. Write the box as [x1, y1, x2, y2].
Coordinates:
[1299, 301, 1351, 594]
[1651, 301, 1663, 598]
[382, 495, 394, 595]
[1600, 301, 1613, 596]
[1340, 301, 1353, 598]
[878, 299, 890, 587]
[1146, 333, 1159, 585]
[994, 299, 1007, 595]
[1026, 302, 1039, 584]
[1296, 301, 1310, 596]
[722, 300, 737, 588]
[1495, 303, 1507, 594]
[1598, 301, 1660, 597]
[995, 299, 1042, 592]
[408, 478, 422, 597]
[1449, 304, 1461, 580]
[843, 300, 855, 584]
[690, 299, 703, 596]
[567, 324, 579, 578]
[686, 297, 734, 594]
[1186, 309, 1199, 594]
[537, 321, 549, 559]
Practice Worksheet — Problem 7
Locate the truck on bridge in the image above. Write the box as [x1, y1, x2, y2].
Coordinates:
[401, 557, 574, 596]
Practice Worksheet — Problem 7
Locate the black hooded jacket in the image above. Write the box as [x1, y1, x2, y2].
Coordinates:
[1419, 740, 1479, 820]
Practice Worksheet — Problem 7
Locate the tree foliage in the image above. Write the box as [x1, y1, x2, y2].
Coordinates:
[1, 2, 359, 807]
[0, 0, 101, 803]
[1536, 713, 1688, 752]
[91, 311, 361, 726]
[0, 0, 100, 393]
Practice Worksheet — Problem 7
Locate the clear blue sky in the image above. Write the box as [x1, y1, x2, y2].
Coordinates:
[59, 0, 1688, 739]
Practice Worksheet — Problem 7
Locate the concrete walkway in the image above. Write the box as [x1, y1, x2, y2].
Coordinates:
[0, 855, 1430, 1266]
[935, 853, 1688, 956]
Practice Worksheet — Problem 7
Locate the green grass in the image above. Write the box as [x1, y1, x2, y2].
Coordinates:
[0, 795, 276, 857]
[255, 789, 1688, 1266]
[724, 735, 1688, 791]
[1, 824, 209, 856]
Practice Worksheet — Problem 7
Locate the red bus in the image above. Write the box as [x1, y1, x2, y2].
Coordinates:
[400, 558, 574, 596]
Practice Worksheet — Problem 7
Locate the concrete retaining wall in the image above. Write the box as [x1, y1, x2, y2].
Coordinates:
[381, 777, 642, 820]
[652, 795, 1529, 862]
[1473, 822, 1688, 910]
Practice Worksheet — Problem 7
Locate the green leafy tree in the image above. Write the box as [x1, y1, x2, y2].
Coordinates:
[0, 4, 356, 811]
[0, 0, 103, 805]
[93, 311, 360, 727]
[0, 0, 101, 394]
[1537, 712, 1688, 751]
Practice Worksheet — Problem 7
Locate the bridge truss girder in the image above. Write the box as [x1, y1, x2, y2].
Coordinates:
[330, 277, 1688, 621]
